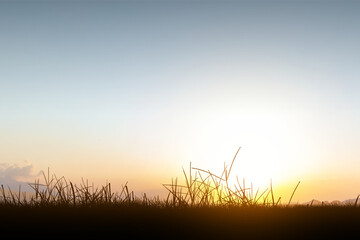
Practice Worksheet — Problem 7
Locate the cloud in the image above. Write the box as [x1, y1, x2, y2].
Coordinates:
[0, 161, 42, 191]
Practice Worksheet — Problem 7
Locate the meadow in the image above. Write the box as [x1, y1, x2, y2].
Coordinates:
[1, 148, 359, 239]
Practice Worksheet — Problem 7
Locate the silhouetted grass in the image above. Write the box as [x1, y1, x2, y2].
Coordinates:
[0, 147, 297, 207]
[1, 147, 359, 239]
[163, 147, 302, 207]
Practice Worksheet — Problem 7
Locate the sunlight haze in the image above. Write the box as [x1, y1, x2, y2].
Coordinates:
[1, 0, 360, 203]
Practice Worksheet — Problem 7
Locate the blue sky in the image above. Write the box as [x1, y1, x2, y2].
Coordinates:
[1, 0, 360, 201]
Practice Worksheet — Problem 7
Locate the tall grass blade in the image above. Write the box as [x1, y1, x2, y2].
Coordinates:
[288, 181, 301, 207]
[354, 194, 359, 207]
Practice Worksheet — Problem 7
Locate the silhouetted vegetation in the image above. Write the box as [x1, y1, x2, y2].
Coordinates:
[1, 147, 359, 239]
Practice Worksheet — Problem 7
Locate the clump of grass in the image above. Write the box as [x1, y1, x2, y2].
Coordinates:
[163, 147, 301, 207]
[0, 168, 142, 207]
[2, 147, 359, 208]
[0, 147, 301, 208]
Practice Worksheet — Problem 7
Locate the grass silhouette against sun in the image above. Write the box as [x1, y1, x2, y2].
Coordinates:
[1, 147, 305, 207]
[1, 147, 359, 208]
[1, 147, 359, 239]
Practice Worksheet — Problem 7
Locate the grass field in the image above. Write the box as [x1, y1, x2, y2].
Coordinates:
[1, 149, 359, 239]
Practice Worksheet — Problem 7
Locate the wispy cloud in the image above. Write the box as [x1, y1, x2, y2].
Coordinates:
[0, 161, 42, 190]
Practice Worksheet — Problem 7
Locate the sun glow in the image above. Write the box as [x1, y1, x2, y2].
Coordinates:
[183, 106, 309, 189]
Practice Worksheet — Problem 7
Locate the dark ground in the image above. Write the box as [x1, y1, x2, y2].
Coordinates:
[1, 205, 359, 239]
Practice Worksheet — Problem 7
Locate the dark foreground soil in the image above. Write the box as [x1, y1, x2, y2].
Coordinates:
[1, 205, 359, 239]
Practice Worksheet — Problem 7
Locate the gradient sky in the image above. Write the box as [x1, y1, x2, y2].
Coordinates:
[1, 0, 360, 202]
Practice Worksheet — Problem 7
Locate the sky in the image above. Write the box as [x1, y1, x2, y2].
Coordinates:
[1, 0, 360, 202]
